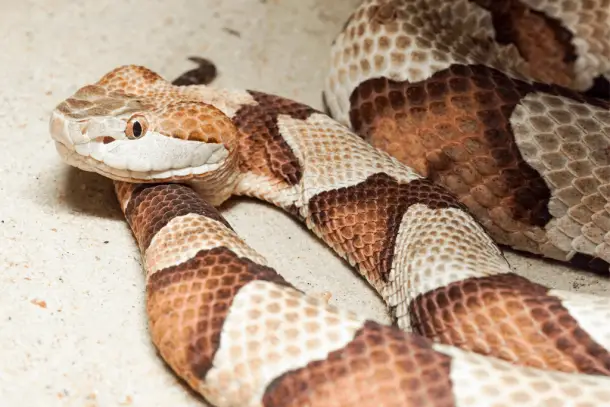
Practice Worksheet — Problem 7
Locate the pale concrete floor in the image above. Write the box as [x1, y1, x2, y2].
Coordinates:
[1, 0, 609, 406]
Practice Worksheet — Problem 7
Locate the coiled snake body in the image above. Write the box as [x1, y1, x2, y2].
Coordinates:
[49, 0, 610, 405]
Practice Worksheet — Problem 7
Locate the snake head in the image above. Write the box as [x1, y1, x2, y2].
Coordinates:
[49, 65, 239, 183]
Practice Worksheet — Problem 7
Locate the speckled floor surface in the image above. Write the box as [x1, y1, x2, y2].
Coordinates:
[1, 0, 609, 406]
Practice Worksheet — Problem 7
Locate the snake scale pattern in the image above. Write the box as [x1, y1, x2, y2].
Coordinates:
[48, 0, 610, 405]
[325, 0, 610, 272]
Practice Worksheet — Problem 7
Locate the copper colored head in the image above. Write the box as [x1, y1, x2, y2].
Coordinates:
[49, 65, 240, 187]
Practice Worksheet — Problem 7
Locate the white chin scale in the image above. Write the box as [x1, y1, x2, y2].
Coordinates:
[50, 112, 229, 181]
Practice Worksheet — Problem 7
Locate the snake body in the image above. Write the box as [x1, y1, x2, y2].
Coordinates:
[48, 0, 610, 405]
[325, 0, 610, 272]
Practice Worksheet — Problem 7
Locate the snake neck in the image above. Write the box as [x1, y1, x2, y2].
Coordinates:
[187, 145, 242, 207]
[187, 142, 302, 213]
[231, 169, 302, 216]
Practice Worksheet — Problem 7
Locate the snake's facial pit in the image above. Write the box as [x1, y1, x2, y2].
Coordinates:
[49, 109, 230, 182]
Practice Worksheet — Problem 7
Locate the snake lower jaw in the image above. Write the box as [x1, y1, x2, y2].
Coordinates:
[53, 139, 233, 186]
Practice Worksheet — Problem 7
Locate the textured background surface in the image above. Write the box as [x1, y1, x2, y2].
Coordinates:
[0, 0, 609, 406]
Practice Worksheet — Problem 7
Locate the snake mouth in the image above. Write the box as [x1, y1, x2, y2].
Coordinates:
[53, 138, 229, 182]
[50, 111, 230, 182]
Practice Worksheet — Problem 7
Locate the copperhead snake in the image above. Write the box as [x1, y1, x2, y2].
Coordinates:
[48, 0, 610, 406]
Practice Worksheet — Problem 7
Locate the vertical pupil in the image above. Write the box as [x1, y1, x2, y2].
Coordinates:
[132, 121, 142, 137]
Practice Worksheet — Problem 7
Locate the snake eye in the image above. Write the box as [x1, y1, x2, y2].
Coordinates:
[125, 115, 149, 139]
